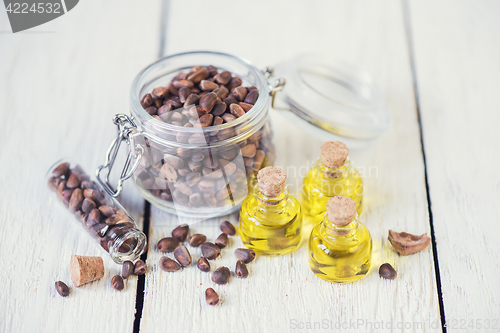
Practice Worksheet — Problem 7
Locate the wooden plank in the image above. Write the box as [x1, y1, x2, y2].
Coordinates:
[0, 1, 160, 332]
[140, 1, 441, 332]
[408, 0, 500, 327]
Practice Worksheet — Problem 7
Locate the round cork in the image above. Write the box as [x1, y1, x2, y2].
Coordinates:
[257, 166, 287, 197]
[326, 196, 356, 226]
[70, 255, 105, 287]
[320, 141, 349, 168]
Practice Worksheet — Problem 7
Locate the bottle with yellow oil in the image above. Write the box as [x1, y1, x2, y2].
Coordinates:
[301, 141, 363, 225]
[309, 196, 372, 283]
[239, 166, 302, 256]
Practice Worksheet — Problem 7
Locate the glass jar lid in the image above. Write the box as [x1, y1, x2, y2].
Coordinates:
[272, 54, 391, 147]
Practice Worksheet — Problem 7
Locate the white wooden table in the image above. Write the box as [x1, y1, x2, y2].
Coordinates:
[1, 1, 499, 332]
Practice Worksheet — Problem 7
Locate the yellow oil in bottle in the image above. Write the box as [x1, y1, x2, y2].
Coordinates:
[239, 171, 302, 256]
[308, 197, 372, 283]
[302, 158, 363, 225]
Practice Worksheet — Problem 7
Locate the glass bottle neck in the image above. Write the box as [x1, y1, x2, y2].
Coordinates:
[322, 213, 359, 237]
[108, 224, 148, 264]
[253, 184, 289, 212]
[315, 157, 351, 179]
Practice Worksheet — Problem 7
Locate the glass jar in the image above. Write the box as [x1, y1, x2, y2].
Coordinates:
[98, 51, 282, 220]
[239, 183, 302, 256]
[47, 159, 147, 264]
[301, 155, 364, 225]
[308, 197, 372, 283]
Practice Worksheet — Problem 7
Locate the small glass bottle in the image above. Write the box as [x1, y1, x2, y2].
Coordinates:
[309, 196, 372, 283]
[239, 166, 302, 256]
[301, 141, 363, 224]
[47, 159, 147, 264]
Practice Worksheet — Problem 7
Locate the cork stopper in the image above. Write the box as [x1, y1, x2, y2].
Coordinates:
[70, 255, 105, 287]
[257, 166, 287, 197]
[326, 196, 356, 226]
[320, 141, 349, 168]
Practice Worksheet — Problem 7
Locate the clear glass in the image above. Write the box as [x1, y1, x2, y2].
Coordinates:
[301, 157, 363, 224]
[47, 159, 147, 264]
[239, 184, 302, 256]
[273, 54, 391, 148]
[129, 51, 275, 219]
[309, 213, 372, 283]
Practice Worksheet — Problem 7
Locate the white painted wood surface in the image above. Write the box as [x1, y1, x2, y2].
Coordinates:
[409, 0, 500, 328]
[139, 1, 440, 332]
[0, 1, 160, 332]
